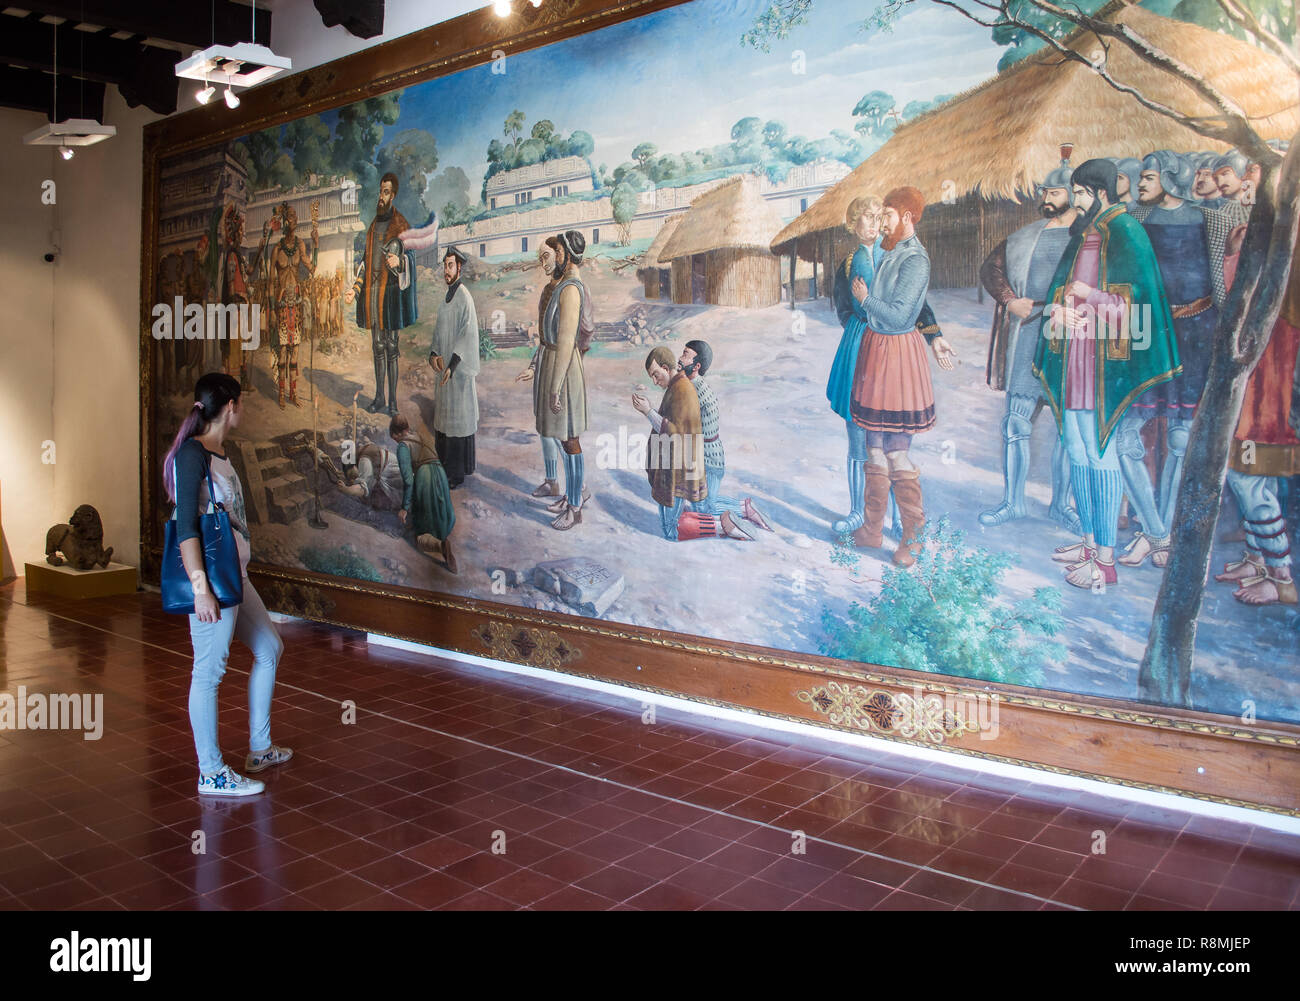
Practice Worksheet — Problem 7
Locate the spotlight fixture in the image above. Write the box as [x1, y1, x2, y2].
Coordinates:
[196, 84, 215, 105]
[59, 145, 73, 160]
[493, 0, 511, 16]
[224, 86, 240, 109]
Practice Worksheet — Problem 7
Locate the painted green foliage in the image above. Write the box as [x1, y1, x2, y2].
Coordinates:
[820, 518, 1066, 686]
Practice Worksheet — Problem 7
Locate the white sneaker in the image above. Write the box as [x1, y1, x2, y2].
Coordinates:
[245, 745, 294, 774]
[197, 764, 264, 797]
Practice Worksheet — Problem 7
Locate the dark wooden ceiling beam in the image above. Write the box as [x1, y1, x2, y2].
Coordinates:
[0, 17, 178, 115]
[314, 0, 385, 40]
[13, 0, 272, 48]
[0, 65, 106, 123]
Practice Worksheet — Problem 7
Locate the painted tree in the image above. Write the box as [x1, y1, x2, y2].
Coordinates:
[504, 109, 527, 154]
[749, 0, 1300, 707]
[283, 115, 332, 181]
[237, 128, 295, 190]
[375, 128, 439, 222]
[331, 93, 403, 199]
[611, 182, 640, 245]
[632, 142, 659, 171]
[428, 166, 473, 224]
[852, 89, 898, 139]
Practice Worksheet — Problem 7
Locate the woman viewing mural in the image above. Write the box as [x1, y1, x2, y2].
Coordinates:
[162, 373, 291, 797]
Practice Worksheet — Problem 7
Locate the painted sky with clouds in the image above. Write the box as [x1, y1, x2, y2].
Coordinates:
[321, 0, 1004, 201]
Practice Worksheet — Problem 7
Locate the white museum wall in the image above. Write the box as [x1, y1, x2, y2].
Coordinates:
[0, 90, 160, 576]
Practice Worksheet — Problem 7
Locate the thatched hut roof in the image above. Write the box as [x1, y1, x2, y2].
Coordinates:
[772, 0, 1299, 252]
[660, 174, 785, 262]
[636, 213, 684, 278]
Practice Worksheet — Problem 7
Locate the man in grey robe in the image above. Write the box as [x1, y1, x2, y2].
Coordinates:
[428, 246, 480, 487]
[978, 161, 1080, 532]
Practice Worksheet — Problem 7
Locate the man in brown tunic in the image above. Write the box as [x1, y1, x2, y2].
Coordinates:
[633, 346, 705, 540]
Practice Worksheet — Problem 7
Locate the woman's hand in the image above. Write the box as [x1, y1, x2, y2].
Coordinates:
[398, 509, 407, 525]
[515, 368, 534, 383]
[851, 275, 868, 304]
[195, 590, 220, 624]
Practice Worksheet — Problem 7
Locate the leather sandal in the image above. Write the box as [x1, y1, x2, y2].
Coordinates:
[1234, 567, 1298, 605]
[1215, 552, 1264, 583]
[1117, 531, 1170, 568]
[550, 503, 581, 531]
[720, 511, 754, 541]
[741, 497, 773, 532]
[1052, 540, 1091, 564]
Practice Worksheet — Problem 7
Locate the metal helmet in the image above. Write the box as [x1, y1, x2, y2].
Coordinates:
[1036, 162, 1076, 204]
[1035, 143, 1077, 205]
[1141, 149, 1194, 201]
[1112, 157, 1142, 201]
[1213, 149, 1251, 180]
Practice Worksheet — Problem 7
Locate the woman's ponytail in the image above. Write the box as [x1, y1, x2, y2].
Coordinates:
[162, 372, 241, 502]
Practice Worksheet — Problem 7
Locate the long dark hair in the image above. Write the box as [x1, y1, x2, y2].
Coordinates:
[162, 372, 241, 502]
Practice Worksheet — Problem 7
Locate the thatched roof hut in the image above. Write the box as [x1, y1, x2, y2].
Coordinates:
[636, 213, 684, 300]
[659, 174, 785, 308]
[772, 0, 1300, 290]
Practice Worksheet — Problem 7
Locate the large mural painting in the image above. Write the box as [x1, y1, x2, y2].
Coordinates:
[148, 0, 1300, 725]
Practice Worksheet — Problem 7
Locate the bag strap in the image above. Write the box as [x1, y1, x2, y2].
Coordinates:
[202, 449, 225, 513]
[169, 442, 225, 519]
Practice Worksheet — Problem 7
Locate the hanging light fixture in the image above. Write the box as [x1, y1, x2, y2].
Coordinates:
[175, 0, 290, 102]
[224, 86, 240, 109]
[23, 17, 116, 151]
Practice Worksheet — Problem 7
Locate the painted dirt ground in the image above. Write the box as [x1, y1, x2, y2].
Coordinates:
[155, 253, 1300, 725]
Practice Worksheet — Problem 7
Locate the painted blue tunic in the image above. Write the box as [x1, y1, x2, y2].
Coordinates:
[827, 239, 882, 421]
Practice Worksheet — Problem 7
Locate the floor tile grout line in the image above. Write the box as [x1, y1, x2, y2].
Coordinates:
[21, 607, 1103, 909]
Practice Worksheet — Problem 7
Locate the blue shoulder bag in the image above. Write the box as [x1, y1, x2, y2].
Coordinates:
[161, 449, 244, 614]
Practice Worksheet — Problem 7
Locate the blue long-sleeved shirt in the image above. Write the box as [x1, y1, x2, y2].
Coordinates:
[861, 234, 932, 335]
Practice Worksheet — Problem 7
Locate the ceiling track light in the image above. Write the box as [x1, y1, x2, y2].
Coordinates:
[59, 145, 73, 160]
[224, 86, 240, 109]
[494, 0, 511, 16]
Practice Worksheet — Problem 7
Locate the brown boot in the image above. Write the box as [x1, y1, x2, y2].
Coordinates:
[441, 537, 458, 574]
[853, 464, 891, 548]
[890, 468, 925, 567]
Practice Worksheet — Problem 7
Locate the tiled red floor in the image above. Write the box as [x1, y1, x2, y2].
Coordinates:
[1, 580, 1298, 911]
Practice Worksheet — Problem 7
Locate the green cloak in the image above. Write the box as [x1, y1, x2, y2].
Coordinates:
[1032, 204, 1181, 452]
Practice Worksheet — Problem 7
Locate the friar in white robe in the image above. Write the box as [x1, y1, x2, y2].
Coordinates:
[428, 246, 480, 487]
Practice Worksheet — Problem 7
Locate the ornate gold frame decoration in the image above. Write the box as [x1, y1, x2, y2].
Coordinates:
[474, 622, 582, 670]
[259, 580, 337, 620]
[798, 681, 984, 744]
